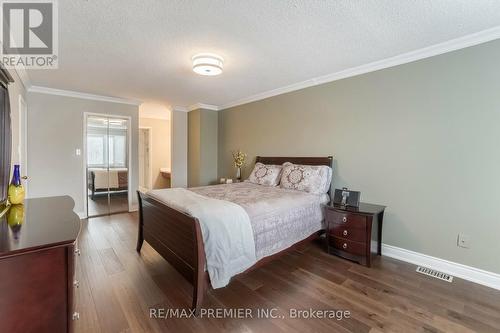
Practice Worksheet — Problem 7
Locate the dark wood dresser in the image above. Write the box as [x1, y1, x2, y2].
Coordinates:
[324, 202, 385, 267]
[0, 196, 81, 333]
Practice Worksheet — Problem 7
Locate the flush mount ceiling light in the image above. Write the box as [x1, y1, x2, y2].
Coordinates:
[192, 53, 224, 76]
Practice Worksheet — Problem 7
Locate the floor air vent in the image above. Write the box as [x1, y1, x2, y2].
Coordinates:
[416, 266, 453, 282]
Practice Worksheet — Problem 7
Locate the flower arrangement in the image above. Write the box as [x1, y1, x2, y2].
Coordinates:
[232, 150, 247, 180]
[232, 150, 247, 168]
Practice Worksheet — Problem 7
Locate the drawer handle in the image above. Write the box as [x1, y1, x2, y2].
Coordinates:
[74, 280, 79, 288]
[74, 248, 81, 256]
[343, 243, 348, 249]
[342, 216, 347, 223]
[343, 230, 348, 236]
[72, 312, 80, 320]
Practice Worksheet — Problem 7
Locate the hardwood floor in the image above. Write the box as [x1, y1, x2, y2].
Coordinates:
[87, 192, 129, 217]
[74, 213, 500, 333]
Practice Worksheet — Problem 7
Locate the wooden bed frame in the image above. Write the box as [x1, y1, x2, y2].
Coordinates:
[136, 156, 333, 313]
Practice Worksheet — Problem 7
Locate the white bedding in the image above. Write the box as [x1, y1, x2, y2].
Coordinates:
[190, 182, 328, 259]
[147, 188, 256, 288]
[89, 168, 127, 189]
[147, 182, 328, 288]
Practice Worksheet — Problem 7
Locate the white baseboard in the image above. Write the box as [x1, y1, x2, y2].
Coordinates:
[373, 242, 500, 291]
[129, 204, 138, 212]
[76, 211, 87, 219]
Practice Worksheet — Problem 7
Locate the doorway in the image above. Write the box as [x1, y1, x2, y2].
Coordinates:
[85, 114, 131, 217]
[139, 127, 152, 192]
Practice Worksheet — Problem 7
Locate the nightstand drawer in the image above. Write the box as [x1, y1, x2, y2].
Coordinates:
[326, 210, 367, 229]
[329, 237, 365, 256]
[329, 224, 366, 243]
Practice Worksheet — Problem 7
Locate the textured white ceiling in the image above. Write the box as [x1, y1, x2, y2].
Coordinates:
[27, 0, 500, 108]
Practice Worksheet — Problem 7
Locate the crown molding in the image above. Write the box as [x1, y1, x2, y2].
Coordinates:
[172, 103, 220, 112]
[219, 25, 500, 110]
[12, 65, 31, 90]
[172, 106, 189, 112]
[28, 85, 142, 106]
[188, 103, 219, 111]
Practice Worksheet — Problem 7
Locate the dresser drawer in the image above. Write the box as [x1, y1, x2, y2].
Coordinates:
[68, 244, 79, 331]
[329, 237, 366, 256]
[325, 210, 367, 229]
[329, 224, 366, 243]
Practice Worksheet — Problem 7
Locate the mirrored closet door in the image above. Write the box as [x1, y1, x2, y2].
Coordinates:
[86, 115, 129, 217]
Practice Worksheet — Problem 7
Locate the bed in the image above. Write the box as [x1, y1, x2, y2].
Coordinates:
[88, 168, 128, 199]
[136, 156, 333, 313]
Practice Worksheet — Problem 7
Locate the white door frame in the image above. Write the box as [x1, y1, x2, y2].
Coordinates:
[83, 112, 133, 217]
[139, 126, 153, 191]
[18, 95, 28, 197]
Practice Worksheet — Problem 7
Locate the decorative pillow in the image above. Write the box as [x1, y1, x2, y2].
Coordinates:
[246, 163, 283, 186]
[280, 162, 332, 194]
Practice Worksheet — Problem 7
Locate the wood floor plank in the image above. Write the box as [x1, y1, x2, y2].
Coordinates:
[74, 213, 500, 333]
[111, 271, 163, 333]
[99, 248, 125, 275]
[73, 225, 102, 333]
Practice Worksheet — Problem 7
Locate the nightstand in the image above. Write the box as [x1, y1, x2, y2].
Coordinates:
[324, 202, 386, 267]
[219, 178, 242, 184]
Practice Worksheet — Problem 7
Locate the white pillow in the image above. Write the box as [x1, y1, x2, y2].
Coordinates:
[280, 162, 332, 194]
[246, 163, 283, 186]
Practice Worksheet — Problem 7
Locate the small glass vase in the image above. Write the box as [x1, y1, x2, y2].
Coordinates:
[8, 165, 25, 205]
[236, 167, 241, 181]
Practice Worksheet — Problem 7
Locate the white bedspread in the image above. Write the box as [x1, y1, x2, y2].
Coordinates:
[147, 188, 256, 288]
[190, 182, 328, 260]
[90, 168, 127, 189]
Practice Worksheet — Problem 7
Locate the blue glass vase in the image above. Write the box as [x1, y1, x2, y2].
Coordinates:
[8, 165, 25, 204]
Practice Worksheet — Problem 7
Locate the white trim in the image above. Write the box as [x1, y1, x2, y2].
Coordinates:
[83, 113, 133, 217]
[29, 85, 142, 106]
[219, 25, 500, 110]
[13, 66, 31, 90]
[188, 103, 219, 111]
[373, 243, 500, 291]
[76, 211, 87, 219]
[139, 126, 153, 191]
[172, 106, 189, 112]
[18, 95, 28, 198]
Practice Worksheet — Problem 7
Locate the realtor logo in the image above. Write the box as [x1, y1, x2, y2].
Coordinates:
[0, 0, 58, 69]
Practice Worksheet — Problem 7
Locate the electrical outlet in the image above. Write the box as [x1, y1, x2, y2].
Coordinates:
[457, 233, 471, 248]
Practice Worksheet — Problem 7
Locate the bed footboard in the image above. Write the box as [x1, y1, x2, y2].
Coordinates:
[137, 191, 207, 313]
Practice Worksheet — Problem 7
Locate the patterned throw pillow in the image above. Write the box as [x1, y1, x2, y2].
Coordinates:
[247, 163, 283, 186]
[280, 162, 332, 194]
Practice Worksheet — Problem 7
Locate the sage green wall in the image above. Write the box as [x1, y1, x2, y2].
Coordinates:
[188, 110, 201, 187]
[218, 39, 500, 274]
[188, 108, 218, 187]
[171, 110, 187, 188]
[199, 109, 218, 185]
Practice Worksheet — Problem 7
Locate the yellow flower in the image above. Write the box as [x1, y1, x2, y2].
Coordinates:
[232, 150, 247, 168]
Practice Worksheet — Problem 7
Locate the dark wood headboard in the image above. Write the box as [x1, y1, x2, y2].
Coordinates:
[255, 156, 333, 168]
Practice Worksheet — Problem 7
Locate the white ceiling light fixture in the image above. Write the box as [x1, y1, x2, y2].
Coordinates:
[192, 53, 224, 76]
